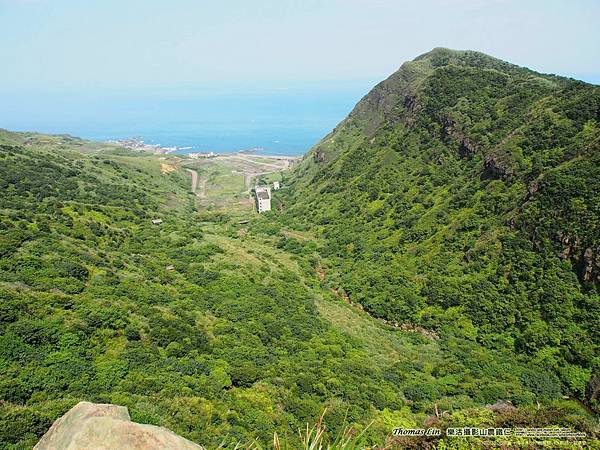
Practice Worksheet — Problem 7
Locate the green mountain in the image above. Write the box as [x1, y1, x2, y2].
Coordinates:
[1, 48, 599, 449]
[277, 47, 600, 405]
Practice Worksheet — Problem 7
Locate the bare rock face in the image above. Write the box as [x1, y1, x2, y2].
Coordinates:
[34, 401, 204, 450]
[313, 146, 327, 164]
[582, 246, 600, 283]
[485, 400, 517, 412]
[440, 116, 478, 159]
[482, 154, 513, 180]
[585, 374, 600, 404]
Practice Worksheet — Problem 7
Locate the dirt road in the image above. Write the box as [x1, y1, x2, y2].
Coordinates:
[244, 170, 276, 190]
[186, 168, 207, 198]
[185, 169, 198, 193]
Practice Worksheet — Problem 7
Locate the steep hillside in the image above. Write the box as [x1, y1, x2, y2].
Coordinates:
[275, 48, 600, 406]
[6, 131, 577, 449]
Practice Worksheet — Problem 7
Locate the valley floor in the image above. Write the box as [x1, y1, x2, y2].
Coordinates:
[176, 153, 440, 369]
[179, 153, 431, 342]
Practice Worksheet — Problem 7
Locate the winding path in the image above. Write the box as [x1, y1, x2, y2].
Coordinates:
[185, 168, 207, 199]
[185, 169, 198, 193]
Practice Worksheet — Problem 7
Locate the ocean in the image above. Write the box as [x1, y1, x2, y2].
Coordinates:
[0, 83, 372, 157]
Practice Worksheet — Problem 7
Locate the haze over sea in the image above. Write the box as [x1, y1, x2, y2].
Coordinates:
[1, 82, 372, 157]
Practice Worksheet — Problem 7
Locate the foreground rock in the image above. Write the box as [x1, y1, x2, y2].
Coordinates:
[34, 401, 204, 450]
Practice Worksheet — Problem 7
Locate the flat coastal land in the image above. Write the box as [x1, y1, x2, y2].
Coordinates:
[162, 152, 300, 214]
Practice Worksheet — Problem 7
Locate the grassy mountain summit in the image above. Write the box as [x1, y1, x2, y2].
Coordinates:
[280, 48, 600, 406]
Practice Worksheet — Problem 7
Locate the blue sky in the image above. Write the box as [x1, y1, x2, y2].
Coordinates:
[0, 0, 598, 151]
[1, 0, 599, 91]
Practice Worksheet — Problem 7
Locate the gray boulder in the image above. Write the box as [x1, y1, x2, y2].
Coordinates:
[34, 401, 204, 450]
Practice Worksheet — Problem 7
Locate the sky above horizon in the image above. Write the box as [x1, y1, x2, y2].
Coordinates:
[0, 0, 598, 153]
[1, 0, 599, 92]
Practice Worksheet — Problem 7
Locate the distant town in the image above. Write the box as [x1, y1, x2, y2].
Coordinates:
[106, 137, 180, 154]
[107, 138, 283, 159]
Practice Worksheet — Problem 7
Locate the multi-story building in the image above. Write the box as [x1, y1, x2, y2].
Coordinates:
[255, 186, 271, 213]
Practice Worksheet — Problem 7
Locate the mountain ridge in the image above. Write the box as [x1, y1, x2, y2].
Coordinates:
[303, 47, 597, 168]
[276, 48, 600, 410]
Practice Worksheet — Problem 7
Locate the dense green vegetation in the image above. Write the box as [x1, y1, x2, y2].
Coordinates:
[0, 132, 502, 448]
[1, 48, 599, 449]
[266, 47, 600, 440]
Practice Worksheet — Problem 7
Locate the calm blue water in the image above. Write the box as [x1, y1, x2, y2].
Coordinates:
[0, 83, 372, 156]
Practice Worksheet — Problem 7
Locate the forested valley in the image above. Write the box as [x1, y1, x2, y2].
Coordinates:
[1, 48, 599, 449]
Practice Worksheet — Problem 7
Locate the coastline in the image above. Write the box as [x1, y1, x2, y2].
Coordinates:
[107, 136, 305, 159]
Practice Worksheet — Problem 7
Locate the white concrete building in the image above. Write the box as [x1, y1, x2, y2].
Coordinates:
[272, 181, 280, 190]
[255, 186, 271, 213]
